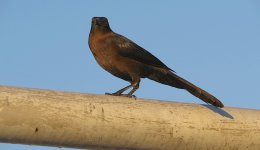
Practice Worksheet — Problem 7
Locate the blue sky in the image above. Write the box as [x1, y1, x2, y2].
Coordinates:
[0, 0, 260, 149]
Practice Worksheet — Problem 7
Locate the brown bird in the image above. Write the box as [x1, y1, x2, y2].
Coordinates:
[88, 17, 224, 108]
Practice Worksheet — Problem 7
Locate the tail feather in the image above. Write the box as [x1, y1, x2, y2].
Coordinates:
[148, 70, 224, 108]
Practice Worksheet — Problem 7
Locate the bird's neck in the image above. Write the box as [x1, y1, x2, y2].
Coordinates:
[89, 26, 113, 49]
[91, 26, 112, 35]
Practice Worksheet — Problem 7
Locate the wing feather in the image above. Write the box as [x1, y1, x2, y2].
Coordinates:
[112, 34, 174, 71]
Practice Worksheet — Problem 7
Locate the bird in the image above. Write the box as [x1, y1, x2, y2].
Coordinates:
[88, 17, 224, 108]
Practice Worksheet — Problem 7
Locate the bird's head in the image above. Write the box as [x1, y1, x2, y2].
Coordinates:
[91, 17, 111, 32]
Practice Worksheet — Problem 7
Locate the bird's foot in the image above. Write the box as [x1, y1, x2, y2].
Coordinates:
[105, 92, 136, 99]
[121, 94, 137, 99]
[105, 92, 121, 96]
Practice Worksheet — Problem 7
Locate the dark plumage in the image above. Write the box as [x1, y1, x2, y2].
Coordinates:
[88, 17, 224, 108]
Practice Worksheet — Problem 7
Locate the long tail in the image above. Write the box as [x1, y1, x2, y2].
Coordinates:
[148, 69, 224, 108]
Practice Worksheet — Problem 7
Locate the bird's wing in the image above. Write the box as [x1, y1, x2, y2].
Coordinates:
[113, 34, 174, 71]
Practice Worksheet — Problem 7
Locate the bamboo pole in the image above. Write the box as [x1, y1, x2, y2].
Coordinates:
[0, 85, 259, 150]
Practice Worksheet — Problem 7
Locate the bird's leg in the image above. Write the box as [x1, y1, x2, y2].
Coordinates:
[105, 85, 132, 96]
[127, 85, 139, 97]
[106, 78, 140, 99]
[125, 78, 140, 98]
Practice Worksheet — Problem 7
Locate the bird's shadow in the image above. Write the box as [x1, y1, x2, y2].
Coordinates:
[201, 104, 234, 119]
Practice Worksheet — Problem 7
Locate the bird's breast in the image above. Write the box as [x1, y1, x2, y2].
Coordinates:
[89, 32, 132, 81]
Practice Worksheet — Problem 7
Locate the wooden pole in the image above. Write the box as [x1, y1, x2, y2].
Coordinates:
[0, 86, 259, 150]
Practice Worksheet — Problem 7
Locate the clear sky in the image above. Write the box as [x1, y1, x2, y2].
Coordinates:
[0, 0, 260, 149]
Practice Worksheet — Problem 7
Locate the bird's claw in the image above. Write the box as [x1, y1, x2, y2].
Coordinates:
[122, 94, 137, 99]
[105, 92, 120, 96]
[105, 93, 136, 99]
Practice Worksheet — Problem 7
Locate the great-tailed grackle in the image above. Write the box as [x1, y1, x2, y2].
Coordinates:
[88, 17, 224, 108]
